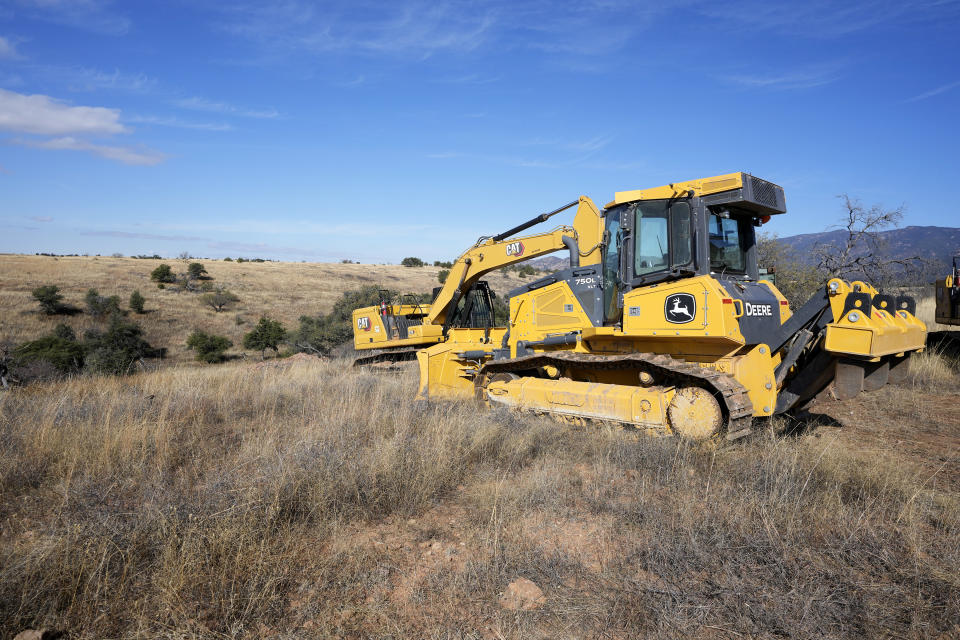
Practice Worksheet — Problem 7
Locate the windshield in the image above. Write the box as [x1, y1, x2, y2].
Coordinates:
[708, 214, 747, 273]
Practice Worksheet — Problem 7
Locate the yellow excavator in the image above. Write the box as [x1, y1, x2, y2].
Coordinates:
[407, 172, 927, 440]
[351, 199, 596, 366]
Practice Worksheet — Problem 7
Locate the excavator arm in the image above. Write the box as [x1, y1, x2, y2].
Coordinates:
[426, 197, 603, 329]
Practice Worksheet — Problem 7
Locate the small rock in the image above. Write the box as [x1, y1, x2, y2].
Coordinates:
[430, 541, 442, 551]
[14, 631, 51, 640]
[499, 577, 545, 611]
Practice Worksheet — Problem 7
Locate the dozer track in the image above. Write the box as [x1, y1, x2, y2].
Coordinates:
[475, 351, 754, 440]
[353, 347, 422, 367]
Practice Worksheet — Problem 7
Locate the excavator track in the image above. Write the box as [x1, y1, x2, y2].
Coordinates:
[476, 351, 755, 440]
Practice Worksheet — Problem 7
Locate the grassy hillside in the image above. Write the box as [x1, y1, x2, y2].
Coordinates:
[0, 254, 535, 364]
[1, 355, 958, 638]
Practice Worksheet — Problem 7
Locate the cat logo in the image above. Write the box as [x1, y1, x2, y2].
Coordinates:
[664, 293, 696, 324]
[356, 316, 371, 331]
[505, 241, 525, 257]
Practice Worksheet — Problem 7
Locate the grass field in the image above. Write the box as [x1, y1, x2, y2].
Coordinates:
[1, 254, 959, 638]
[0, 254, 535, 364]
[1, 354, 958, 638]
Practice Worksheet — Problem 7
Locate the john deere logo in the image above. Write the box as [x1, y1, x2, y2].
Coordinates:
[357, 317, 371, 331]
[505, 241, 525, 257]
[665, 293, 696, 324]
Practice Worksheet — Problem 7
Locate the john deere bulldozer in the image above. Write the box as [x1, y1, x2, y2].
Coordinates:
[410, 172, 927, 440]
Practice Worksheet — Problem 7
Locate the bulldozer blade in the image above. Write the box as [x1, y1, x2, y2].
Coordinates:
[862, 360, 889, 391]
[834, 359, 864, 400]
[888, 355, 911, 385]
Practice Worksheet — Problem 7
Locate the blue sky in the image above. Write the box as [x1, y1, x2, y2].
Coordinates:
[1, 0, 958, 263]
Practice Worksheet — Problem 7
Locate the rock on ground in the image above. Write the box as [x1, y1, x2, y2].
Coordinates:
[499, 577, 545, 611]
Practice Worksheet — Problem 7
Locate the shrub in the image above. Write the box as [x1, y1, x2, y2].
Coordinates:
[187, 262, 208, 280]
[243, 317, 287, 359]
[433, 260, 453, 268]
[84, 316, 155, 375]
[401, 257, 424, 267]
[85, 288, 123, 318]
[150, 264, 176, 283]
[223, 257, 234, 262]
[438, 269, 450, 284]
[31, 285, 64, 315]
[517, 265, 537, 278]
[201, 288, 239, 313]
[129, 290, 145, 314]
[292, 286, 385, 355]
[186, 330, 233, 363]
[13, 333, 85, 374]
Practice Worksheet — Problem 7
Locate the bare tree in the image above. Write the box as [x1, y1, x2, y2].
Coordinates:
[814, 195, 923, 287]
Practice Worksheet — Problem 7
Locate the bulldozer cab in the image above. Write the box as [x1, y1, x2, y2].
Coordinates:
[602, 197, 771, 325]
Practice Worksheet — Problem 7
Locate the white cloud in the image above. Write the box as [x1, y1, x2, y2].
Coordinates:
[905, 80, 960, 102]
[29, 215, 53, 222]
[722, 65, 841, 90]
[13, 136, 166, 166]
[64, 67, 156, 93]
[174, 96, 279, 119]
[0, 88, 128, 135]
[127, 115, 233, 131]
[0, 36, 20, 59]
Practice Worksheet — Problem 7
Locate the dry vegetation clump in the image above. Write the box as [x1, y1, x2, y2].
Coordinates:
[2, 357, 958, 638]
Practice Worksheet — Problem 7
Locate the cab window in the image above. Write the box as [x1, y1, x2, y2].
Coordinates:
[708, 214, 747, 273]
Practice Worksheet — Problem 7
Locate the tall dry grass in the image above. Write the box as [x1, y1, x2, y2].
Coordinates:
[2, 357, 959, 638]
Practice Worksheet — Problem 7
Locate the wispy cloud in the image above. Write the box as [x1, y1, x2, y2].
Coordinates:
[219, 1, 497, 59]
[432, 73, 500, 85]
[62, 67, 156, 93]
[174, 96, 279, 119]
[905, 80, 960, 102]
[0, 36, 20, 59]
[0, 88, 128, 135]
[13, 136, 166, 166]
[699, 0, 957, 38]
[78, 229, 209, 242]
[12, 0, 130, 35]
[127, 115, 233, 132]
[29, 215, 53, 222]
[722, 65, 841, 90]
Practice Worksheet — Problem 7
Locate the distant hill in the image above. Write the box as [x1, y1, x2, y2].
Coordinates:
[775, 226, 960, 265]
[530, 225, 960, 274]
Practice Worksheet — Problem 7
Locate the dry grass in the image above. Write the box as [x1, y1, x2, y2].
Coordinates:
[0, 254, 535, 364]
[2, 358, 958, 638]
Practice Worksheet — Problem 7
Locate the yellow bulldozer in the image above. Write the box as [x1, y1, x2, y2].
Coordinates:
[356, 172, 928, 440]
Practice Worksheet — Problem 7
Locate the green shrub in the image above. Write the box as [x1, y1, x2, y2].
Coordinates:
[223, 257, 234, 262]
[243, 317, 287, 359]
[438, 269, 450, 284]
[150, 264, 176, 283]
[186, 330, 233, 363]
[31, 285, 64, 315]
[401, 257, 424, 267]
[14, 333, 85, 374]
[85, 288, 123, 318]
[84, 316, 155, 375]
[187, 262, 208, 280]
[129, 290, 145, 314]
[201, 288, 239, 312]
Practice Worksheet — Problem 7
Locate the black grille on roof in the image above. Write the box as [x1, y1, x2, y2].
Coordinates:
[749, 175, 778, 208]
